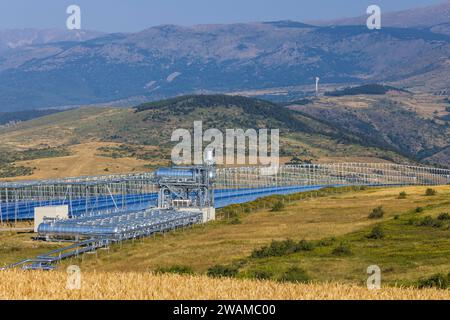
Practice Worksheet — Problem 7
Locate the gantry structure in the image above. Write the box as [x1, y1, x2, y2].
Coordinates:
[1, 163, 449, 224]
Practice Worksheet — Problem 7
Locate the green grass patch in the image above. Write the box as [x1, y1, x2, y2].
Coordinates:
[207, 265, 239, 278]
[154, 265, 194, 275]
[235, 196, 450, 286]
[366, 225, 385, 239]
[278, 267, 310, 283]
[217, 186, 367, 219]
[368, 206, 385, 219]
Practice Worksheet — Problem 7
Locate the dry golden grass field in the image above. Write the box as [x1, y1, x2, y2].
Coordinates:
[0, 270, 448, 300]
[9, 142, 153, 180]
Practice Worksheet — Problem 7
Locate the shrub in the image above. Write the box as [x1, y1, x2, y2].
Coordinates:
[425, 188, 437, 196]
[437, 212, 450, 221]
[297, 239, 315, 251]
[251, 270, 273, 280]
[4, 246, 21, 253]
[368, 206, 385, 219]
[271, 200, 285, 212]
[367, 225, 385, 239]
[418, 273, 448, 289]
[278, 267, 310, 283]
[415, 207, 424, 213]
[0, 164, 33, 178]
[398, 191, 407, 199]
[393, 215, 400, 220]
[207, 265, 239, 278]
[417, 216, 443, 228]
[155, 265, 194, 275]
[251, 239, 297, 258]
[332, 243, 352, 256]
[431, 219, 444, 228]
[315, 238, 335, 247]
[251, 239, 315, 259]
[229, 217, 242, 225]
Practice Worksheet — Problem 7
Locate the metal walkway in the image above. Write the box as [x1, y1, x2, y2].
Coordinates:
[1, 239, 108, 271]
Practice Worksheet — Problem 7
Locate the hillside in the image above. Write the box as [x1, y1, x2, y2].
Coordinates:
[324, 84, 409, 97]
[0, 109, 64, 126]
[288, 93, 450, 167]
[0, 29, 103, 55]
[0, 95, 411, 179]
[0, 7, 449, 110]
[313, 1, 450, 28]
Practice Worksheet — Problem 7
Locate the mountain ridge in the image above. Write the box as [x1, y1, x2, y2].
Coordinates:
[0, 94, 418, 179]
[310, 1, 450, 28]
[0, 2, 449, 111]
[0, 22, 449, 111]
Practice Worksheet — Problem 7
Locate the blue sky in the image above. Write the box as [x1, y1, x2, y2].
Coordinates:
[0, 0, 445, 32]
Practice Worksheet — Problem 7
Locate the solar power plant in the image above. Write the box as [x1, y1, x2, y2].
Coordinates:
[1, 163, 450, 270]
[1, 163, 449, 222]
[37, 208, 203, 241]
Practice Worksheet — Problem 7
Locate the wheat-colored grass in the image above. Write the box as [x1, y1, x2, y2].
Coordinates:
[6, 142, 154, 181]
[0, 270, 448, 300]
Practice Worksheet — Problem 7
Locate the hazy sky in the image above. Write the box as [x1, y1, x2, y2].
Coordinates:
[0, 0, 445, 32]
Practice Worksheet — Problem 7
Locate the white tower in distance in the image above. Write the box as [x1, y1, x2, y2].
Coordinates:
[315, 77, 320, 96]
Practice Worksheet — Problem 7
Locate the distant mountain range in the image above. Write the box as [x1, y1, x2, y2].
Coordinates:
[0, 2, 449, 111]
[0, 28, 103, 53]
[311, 1, 450, 28]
